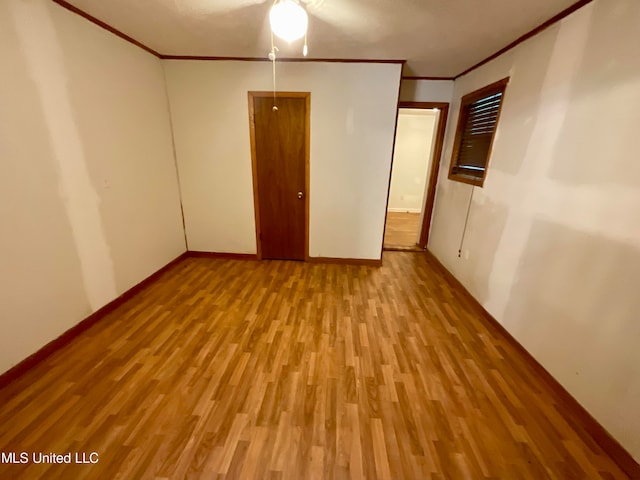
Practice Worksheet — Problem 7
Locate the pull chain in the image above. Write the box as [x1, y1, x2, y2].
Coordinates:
[458, 186, 475, 258]
[269, 31, 278, 111]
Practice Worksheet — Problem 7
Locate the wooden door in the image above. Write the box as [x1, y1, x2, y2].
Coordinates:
[249, 92, 309, 261]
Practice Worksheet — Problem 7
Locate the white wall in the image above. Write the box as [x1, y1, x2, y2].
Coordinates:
[388, 110, 437, 212]
[164, 60, 401, 259]
[0, 0, 185, 374]
[399, 79, 453, 103]
[429, 0, 640, 460]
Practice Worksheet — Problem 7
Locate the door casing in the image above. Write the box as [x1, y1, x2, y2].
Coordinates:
[382, 101, 450, 252]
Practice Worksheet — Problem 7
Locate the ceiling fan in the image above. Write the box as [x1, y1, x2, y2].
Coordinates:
[182, 0, 374, 56]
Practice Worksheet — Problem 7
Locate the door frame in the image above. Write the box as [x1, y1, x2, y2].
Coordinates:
[383, 101, 449, 250]
[247, 91, 311, 261]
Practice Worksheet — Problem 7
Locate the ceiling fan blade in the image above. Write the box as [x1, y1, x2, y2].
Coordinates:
[303, 0, 388, 41]
[174, 0, 269, 15]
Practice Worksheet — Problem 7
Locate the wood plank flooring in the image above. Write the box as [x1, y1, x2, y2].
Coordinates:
[383, 212, 421, 248]
[0, 253, 629, 479]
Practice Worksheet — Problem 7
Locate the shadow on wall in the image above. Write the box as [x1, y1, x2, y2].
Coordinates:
[0, 1, 91, 371]
[489, 24, 560, 177]
[503, 219, 640, 457]
[549, 0, 640, 187]
[10, 0, 117, 309]
[458, 194, 509, 304]
[427, 181, 472, 264]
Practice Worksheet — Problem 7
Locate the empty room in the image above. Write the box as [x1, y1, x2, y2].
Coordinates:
[1, 0, 639, 478]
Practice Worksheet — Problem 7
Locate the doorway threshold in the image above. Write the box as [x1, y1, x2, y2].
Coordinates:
[383, 245, 425, 252]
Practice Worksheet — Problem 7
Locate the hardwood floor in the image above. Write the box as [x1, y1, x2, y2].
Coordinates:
[0, 253, 629, 479]
[383, 212, 421, 249]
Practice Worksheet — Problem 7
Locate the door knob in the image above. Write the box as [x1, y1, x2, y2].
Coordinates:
[297, 191, 304, 199]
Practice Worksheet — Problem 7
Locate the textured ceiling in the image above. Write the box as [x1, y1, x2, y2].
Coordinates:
[60, 0, 580, 76]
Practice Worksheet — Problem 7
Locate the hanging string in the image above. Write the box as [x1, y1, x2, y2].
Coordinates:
[458, 185, 475, 258]
[268, 30, 278, 111]
[271, 58, 277, 110]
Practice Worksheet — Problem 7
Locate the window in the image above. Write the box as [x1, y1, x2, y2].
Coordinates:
[448, 77, 509, 186]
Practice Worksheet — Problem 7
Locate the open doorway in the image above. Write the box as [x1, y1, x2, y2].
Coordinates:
[383, 102, 449, 251]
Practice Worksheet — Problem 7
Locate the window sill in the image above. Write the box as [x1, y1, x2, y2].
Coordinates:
[448, 172, 485, 187]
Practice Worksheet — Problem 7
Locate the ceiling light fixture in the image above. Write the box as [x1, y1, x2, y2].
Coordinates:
[267, 0, 309, 111]
[269, 0, 308, 43]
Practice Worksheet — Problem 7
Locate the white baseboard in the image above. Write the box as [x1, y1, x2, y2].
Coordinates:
[387, 208, 422, 213]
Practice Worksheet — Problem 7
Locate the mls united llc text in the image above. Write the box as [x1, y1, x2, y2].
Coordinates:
[1, 452, 99, 464]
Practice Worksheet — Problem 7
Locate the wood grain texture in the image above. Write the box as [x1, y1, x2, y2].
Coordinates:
[0, 253, 633, 479]
[248, 92, 310, 262]
[187, 252, 258, 260]
[0, 252, 188, 390]
[383, 212, 421, 248]
[254, 94, 307, 261]
[306, 257, 382, 267]
[425, 251, 640, 479]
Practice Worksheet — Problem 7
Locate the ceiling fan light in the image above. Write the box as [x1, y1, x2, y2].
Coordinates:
[270, 0, 308, 43]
